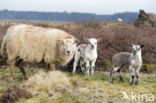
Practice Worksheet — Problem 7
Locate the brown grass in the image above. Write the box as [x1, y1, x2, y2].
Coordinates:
[23, 71, 72, 95]
[0, 67, 155, 103]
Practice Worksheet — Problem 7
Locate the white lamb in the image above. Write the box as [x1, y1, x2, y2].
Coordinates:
[73, 38, 98, 75]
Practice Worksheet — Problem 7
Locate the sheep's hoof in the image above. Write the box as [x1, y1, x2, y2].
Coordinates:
[84, 72, 90, 76]
[90, 74, 94, 76]
[130, 82, 134, 85]
[72, 72, 76, 76]
[120, 78, 124, 82]
[23, 75, 28, 80]
[90, 72, 94, 75]
[81, 68, 86, 74]
[135, 81, 139, 85]
[109, 80, 114, 84]
[121, 80, 124, 83]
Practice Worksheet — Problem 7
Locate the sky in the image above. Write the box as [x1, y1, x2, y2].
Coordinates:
[0, 0, 156, 14]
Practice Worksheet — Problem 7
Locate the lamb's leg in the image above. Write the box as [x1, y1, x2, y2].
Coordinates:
[80, 59, 85, 73]
[73, 53, 80, 75]
[7, 60, 16, 81]
[50, 63, 56, 71]
[135, 68, 140, 85]
[135, 73, 139, 85]
[85, 60, 90, 75]
[90, 60, 96, 75]
[73, 60, 78, 75]
[117, 68, 124, 82]
[130, 74, 135, 85]
[17, 59, 27, 80]
[110, 66, 120, 83]
[129, 66, 135, 85]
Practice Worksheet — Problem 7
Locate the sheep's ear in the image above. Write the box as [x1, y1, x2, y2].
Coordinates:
[57, 39, 64, 44]
[141, 44, 144, 48]
[74, 38, 79, 43]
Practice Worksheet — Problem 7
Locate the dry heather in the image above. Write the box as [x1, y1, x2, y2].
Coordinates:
[0, 86, 32, 103]
[23, 71, 72, 95]
[0, 21, 156, 71]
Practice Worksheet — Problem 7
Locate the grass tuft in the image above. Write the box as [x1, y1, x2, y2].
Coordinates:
[24, 70, 72, 94]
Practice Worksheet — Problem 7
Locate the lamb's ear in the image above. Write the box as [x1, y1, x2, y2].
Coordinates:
[87, 38, 90, 42]
[130, 44, 133, 47]
[141, 44, 144, 48]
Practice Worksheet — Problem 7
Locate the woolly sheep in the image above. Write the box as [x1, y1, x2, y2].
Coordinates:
[110, 44, 144, 85]
[1, 24, 77, 79]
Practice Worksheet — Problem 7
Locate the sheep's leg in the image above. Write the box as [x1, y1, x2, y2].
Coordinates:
[17, 60, 27, 80]
[135, 73, 139, 85]
[7, 60, 16, 81]
[90, 60, 96, 75]
[130, 74, 135, 85]
[110, 66, 120, 83]
[80, 59, 85, 73]
[135, 68, 140, 85]
[50, 63, 56, 71]
[73, 53, 80, 75]
[73, 60, 78, 75]
[117, 69, 124, 82]
[129, 66, 135, 85]
[85, 60, 90, 75]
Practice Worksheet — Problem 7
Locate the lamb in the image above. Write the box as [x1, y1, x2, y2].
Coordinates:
[1, 24, 77, 79]
[73, 38, 98, 75]
[110, 44, 144, 85]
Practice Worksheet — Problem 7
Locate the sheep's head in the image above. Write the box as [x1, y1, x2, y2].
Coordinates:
[57, 38, 77, 56]
[131, 44, 144, 55]
[87, 38, 98, 49]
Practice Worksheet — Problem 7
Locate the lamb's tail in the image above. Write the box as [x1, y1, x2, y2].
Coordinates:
[1, 35, 7, 56]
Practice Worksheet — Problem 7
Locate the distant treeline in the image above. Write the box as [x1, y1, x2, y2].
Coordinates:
[0, 9, 138, 22]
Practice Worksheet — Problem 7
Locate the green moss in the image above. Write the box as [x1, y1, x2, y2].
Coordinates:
[144, 76, 156, 84]
[108, 101, 113, 103]
[82, 74, 108, 81]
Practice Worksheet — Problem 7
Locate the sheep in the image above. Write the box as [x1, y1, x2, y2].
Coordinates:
[73, 38, 98, 75]
[1, 24, 77, 80]
[110, 44, 144, 85]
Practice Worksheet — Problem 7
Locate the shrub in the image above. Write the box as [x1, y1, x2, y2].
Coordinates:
[0, 21, 156, 72]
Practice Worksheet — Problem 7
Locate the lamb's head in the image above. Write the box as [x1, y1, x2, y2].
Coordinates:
[131, 44, 144, 55]
[58, 38, 77, 56]
[87, 38, 98, 49]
